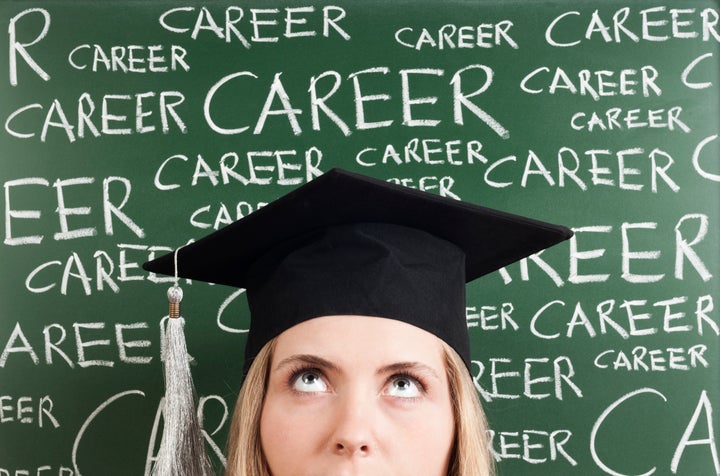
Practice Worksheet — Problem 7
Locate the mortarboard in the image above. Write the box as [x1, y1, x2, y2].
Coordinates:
[143, 167, 573, 369]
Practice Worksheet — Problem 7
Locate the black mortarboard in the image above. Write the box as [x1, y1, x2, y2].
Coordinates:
[143, 168, 572, 368]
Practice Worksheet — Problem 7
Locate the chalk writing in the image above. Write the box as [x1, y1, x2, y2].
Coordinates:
[395, 21, 518, 50]
[529, 294, 718, 340]
[545, 7, 720, 46]
[0, 395, 59, 428]
[202, 65, 508, 138]
[472, 356, 583, 402]
[67, 44, 190, 73]
[489, 429, 577, 466]
[153, 148, 323, 190]
[158, 6, 351, 44]
[0, 321, 154, 368]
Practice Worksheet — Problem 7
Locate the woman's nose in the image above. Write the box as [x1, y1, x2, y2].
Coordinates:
[334, 439, 370, 456]
[329, 393, 377, 457]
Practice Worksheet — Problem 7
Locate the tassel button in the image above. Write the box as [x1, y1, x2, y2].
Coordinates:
[167, 286, 183, 319]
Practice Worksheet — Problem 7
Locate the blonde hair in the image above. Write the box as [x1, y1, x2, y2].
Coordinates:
[225, 338, 494, 476]
[442, 341, 495, 476]
[224, 340, 274, 476]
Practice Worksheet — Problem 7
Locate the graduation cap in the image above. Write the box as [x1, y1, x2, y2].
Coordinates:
[144, 167, 572, 475]
[144, 167, 573, 368]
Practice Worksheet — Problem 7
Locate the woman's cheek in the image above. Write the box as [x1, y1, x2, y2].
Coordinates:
[261, 392, 330, 446]
[385, 398, 455, 448]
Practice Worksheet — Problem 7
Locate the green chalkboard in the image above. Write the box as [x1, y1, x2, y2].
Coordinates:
[1, 0, 719, 474]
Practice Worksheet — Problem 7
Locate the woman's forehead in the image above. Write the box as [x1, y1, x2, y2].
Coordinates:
[272, 315, 447, 369]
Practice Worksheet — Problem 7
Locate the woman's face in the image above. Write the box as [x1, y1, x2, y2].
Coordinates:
[260, 315, 455, 476]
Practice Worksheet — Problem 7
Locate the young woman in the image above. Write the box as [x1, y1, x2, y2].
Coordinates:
[226, 315, 492, 475]
[144, 168, 572, 476]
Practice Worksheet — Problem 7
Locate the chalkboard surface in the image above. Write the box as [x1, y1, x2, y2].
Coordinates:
[1, 1, 719, 474]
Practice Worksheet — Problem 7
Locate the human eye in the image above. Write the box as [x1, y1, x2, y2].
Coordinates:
[290, 368, 328, 393]
[384, 374, 424, 399]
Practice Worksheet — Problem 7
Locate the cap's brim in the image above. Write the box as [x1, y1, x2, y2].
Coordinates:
[143, 168, 573, 287]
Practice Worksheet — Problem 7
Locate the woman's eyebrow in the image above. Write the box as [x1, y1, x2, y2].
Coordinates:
[273, 354, 340, 373]
[378, 362, 442, 382]
[273, 356, 442, 382]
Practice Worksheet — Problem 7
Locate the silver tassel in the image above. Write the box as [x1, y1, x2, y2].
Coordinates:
[152, 285, 212, 476]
